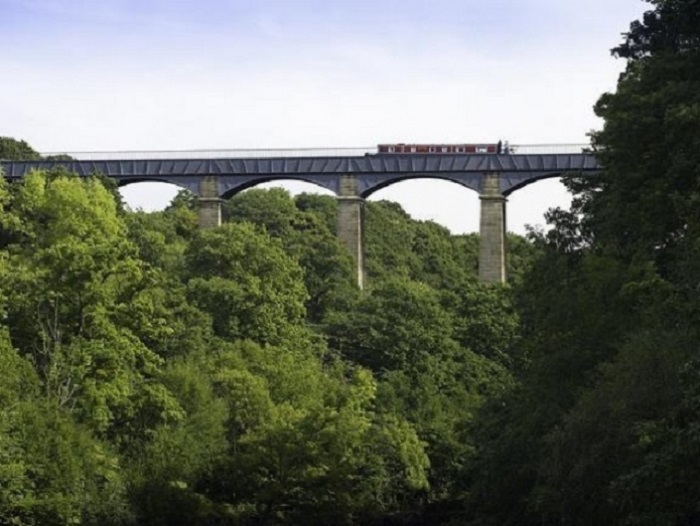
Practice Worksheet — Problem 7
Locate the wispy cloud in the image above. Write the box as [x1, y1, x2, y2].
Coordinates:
[0, 0, 649, 232]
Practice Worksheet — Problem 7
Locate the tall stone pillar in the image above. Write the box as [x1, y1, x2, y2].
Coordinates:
[337, 175, 365, 289]
[198, 176, 222, 229]
[478, 172, 507, 283]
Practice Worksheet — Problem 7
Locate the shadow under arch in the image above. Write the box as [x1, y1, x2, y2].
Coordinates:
[219, 176, 338, 200]
[502, 170, 581, 196]
[359, 173, 481, 199]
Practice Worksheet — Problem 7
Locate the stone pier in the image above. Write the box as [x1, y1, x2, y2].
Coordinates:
[478, 172, 506, 283]
[198, 176, 222, 229]
[336, 175, 365, 289]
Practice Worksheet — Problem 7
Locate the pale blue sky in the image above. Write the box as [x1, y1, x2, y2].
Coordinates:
[1, 0, 649, 233]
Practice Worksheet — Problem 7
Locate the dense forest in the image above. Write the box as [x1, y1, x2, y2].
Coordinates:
[2, 1, 700, 523]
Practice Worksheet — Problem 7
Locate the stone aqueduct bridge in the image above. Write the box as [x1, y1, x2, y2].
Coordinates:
[0, 147, 600, 287]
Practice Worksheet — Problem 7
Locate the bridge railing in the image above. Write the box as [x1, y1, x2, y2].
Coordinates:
[36, 147, 377, 161]
[506, 144, 592, 155]
[31, 144, 593, 161]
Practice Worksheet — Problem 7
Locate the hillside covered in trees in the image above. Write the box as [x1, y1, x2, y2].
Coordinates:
[2, 1, 700, 524]
[0, 159, 532, 525]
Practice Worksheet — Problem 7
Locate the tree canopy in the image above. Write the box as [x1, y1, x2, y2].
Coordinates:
[3, 3, 698, 521]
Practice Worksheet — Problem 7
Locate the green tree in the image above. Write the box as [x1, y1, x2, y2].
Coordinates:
[585, 0, 700, 276]
[1, 171, 181, 442]
[326, 278, 511, 513]
[224, 188, 358, 323]
[295, 192, 337, 234]
[126, 358, 229, 525]
[442, 279, 520, 367]
[364, 200, 422, 282]
[185, 221, 309, 346]
[0, 137, 40, 161]
[193, 340, 430, 525]
[326, 278, 459, 379]
[0, 331, 130, 525]
[463, 2, 700, 524]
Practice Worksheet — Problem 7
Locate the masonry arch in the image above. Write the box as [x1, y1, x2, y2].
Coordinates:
[219, 176, 338, 200]
[358, 173, 482, 199]
[219, 179, 337, 225]
[502, 171, 570, 196]
[366, 177, 481, 234]
[116, 177, 198, 193]
[226, 178, 336, 199]
[505, 175, 573, 235]
[118, 180, 193, 212]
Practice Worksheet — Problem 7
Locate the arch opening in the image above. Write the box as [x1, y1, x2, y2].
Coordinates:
[220, 177, 336, 200]
[360, 174, 481, 200]
[368, 178, 480, 234]
[506, 177, 573, 235]
[119, 181, 190, 212]
[502, 171, 567, 196]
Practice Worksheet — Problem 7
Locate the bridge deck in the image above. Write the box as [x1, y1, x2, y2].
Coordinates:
[0, 153, 601, 196]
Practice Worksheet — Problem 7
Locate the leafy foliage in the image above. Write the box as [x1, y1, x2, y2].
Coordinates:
[0, 137, 41, 161]
[460, 2, 700, 525]
[4, 164, 516, 524]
